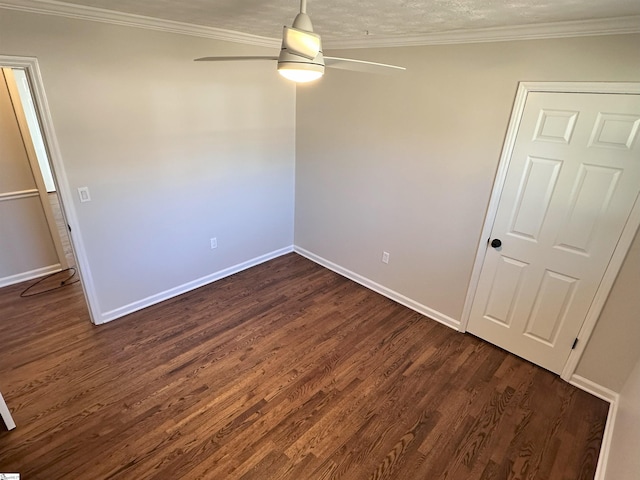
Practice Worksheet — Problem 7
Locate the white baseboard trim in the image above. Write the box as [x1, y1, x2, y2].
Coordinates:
[570, 374, 619, 480]
[97, 246, 294, 325]
[570, 374, 618, 403]
[0, 263, 62, 288]
[294, 246, 460, 330]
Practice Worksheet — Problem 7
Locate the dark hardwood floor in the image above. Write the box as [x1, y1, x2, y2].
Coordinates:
[0, 253, 609, 479]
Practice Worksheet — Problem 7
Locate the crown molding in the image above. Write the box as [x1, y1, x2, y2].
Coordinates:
[323, 15, 640, 49]
[0, 0, 281, 48]
[1, 0, 638, 50]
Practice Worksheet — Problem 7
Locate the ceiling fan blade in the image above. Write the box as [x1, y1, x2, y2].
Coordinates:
[195, 56, 278, 62]
[324, 56, 406, 74]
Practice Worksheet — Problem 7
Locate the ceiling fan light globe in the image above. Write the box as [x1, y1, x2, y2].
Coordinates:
[278, 66, 323, 83]
[277, 48, 325, 83]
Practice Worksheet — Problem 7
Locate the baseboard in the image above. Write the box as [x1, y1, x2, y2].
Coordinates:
[570, 374, 618, 403]
[0, 264, 62, 288]
[570, 374, 619, 480]
[97, 246, 294, 324]
[294, 246, 460, 330]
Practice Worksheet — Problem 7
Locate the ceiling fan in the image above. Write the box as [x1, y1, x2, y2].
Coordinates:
[195, 0, 406, 83]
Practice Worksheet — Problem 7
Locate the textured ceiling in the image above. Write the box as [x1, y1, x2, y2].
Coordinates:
[27, 0, 640, 41]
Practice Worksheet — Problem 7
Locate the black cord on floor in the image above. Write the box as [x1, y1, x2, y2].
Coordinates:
[20, 267, 80, 297]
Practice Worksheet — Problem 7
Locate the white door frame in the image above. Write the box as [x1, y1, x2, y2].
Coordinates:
[460, 81, 640, 381]
[0, 55, 100, 324]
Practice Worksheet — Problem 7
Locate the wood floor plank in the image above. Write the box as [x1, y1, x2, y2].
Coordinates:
[0, 253, 609, 479]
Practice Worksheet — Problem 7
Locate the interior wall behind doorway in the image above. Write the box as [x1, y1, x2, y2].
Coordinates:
[0, 68, 62, 287]
[13, 68, 56, 193]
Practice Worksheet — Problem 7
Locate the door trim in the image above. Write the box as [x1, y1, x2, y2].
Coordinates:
[0, 55, 100, 324]
[460, 81, 640, 381]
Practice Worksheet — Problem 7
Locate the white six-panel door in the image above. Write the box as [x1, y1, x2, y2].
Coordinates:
[467, 91, 640, 374]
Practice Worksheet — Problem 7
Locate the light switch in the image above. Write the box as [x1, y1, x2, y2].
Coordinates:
[78, 187, 91, 203]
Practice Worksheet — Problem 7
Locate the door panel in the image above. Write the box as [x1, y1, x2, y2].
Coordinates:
[468, 91, 640, 374]
[484, 256, 529, 327]
[509, 156, 562, 241]
[589, 113, 640, 149]
[555, 164, 621, 255]
[533, 109, 578, 144]
[523, 269, 577, 345]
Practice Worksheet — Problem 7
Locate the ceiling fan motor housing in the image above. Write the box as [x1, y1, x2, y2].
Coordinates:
[292, 12, 314, 32]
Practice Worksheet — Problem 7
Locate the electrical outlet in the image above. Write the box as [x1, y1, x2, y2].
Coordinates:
[382, 251, 390, 264]
[210, 237, 217, 249]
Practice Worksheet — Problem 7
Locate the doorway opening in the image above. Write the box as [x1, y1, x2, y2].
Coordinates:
[0, 56, 96, 324]
[11, 67, 75, 271]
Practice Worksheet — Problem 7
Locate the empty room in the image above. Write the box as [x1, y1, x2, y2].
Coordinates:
[0, 1, 639, 478]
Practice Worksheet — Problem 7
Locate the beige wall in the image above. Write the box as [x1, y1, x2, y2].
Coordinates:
[577, 230, 640, 391]
[605, 355, 640, 479]
[0, 68, 59, 285]
[295, 34, 640, 392]
[0, 10, 296, 319]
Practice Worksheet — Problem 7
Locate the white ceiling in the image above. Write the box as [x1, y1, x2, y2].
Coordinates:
[4, 0, 640, 46]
